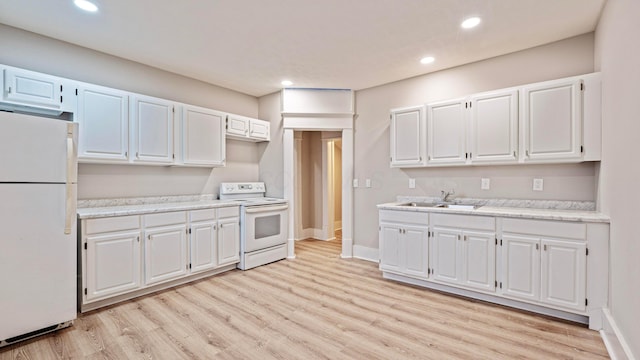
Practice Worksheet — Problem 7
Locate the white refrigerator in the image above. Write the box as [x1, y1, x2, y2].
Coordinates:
[0, 111, 78, 346]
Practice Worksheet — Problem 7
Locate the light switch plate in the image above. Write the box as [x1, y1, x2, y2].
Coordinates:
[533, 178, 544, 191]
[409, 178, 416, 189]
[481, 178, 490, 190]
[353, 179, 359, 188]
[365, 179, 371, 188]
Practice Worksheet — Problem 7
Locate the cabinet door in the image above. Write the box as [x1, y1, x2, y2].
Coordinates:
[403, 225, 429, 278]
[218, 217, 240, 266]
[85, 231, 141, 301]
[249, 119, 270, 141]
[390, 105, 426, 167]
[427, 99, 467, 165]
[182, 106, 225, 166]
[431, 227, 461, 284]
[522, 79, 582, 162]
[540, 238, 586, 312]
[2, 68, 62, 110]
[462, 231, 496, 292]
[501, 234, 540, 302]
[131, 95, 174, 164]
[144, 225, 188, 285]
[77, 85, 129, 162]
[470, 90, 518, 164]
[190, 221, 217, 273]
[226, 115, 249, 137]
[379, 223, 402, 273]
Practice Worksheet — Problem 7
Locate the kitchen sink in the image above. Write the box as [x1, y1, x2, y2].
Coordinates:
[401, 202, 442, 208]
[437, 204, 480, 210]
[399, 202, 481, 210]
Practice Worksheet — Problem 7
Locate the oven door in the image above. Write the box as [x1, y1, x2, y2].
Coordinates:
[244, 204, 289, 252]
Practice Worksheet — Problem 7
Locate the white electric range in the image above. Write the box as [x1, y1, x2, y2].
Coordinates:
[219, 182, 289, 270]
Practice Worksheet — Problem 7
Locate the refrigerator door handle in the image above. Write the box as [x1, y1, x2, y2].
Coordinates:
[64, 123, 78, 234]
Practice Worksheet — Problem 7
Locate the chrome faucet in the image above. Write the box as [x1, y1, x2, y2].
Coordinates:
[440, 190, 454, 202]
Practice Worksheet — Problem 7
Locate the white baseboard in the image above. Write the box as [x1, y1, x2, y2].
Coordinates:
[296, 228, 334, 241]
[353, 245, 378, 262]
[600, 308, 636, 360]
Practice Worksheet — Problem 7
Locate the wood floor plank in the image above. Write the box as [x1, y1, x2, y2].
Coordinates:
[0, 238, 609, 359]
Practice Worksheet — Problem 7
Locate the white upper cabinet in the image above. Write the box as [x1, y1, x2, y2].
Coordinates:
[390, 105, 426, 167]
[76, 84, 129, 162]
[469, 89, 518, 164]
[521, 78, 583, 162]
[131, 95, 175, 164]
[226, 114, 271, 142]
[178, 105, 225, 167]
[249, 119, 270, 140]
[0, 66, 76, 114]
[427, 99, 467, 165]
[226, 114, 249, 137]
[389, 72, 600, 167]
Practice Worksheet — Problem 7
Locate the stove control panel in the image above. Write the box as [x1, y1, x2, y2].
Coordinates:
[220, 182, 266, 195]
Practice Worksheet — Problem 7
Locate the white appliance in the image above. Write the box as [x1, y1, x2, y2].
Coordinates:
[0, 111, 78, 347]
[219, 182, 288, 270]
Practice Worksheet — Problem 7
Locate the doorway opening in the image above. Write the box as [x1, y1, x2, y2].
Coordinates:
[294, 131, 342, 243]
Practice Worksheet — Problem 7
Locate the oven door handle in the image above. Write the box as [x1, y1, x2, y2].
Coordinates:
[245, 204, 289, 213]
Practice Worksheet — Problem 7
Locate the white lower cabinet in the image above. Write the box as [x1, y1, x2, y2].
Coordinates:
[501, 218, 587, 312]
[379, 210, 429, 278]
[430, 214, 496, 293]
[378, 208, 607, 327]
[217, 208, 240, 266]
[144, 224, 188, 285]
[85, 230, 141, 301]
[80, 205, 240, 312]
[82, 215, 142, 302]
[190, 220, 217, 273]
[187, 207, 240, 271]
[501, 234, 540, 302]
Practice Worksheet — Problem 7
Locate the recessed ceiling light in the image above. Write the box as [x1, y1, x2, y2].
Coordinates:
[420, 56, 435, 65]
[461, 17, 481, 29]
[281, 80, 293, 86]
[74, 0, 98, 12]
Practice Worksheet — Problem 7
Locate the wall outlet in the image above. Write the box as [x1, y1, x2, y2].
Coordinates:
[409, 178, 416, 189]
[481, 178, 490, 190]
[533, 178, 544, 191]
[353, 179, 359, 188]
[365, 179, 371, 188]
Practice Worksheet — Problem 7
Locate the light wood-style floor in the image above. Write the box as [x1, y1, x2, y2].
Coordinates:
[1, 237, 609, 359]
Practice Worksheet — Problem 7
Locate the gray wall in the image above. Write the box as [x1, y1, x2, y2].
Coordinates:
[0, 24, 260, 199]
[595, 0, 640, 356]
[299, 131, 323, 229]
[353, 33, 597, 249]
[258, 92, 284, 198]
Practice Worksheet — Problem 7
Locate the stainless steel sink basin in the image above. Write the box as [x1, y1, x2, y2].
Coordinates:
[438, 204, 480, 210]
[398, 202, 481, 210]
[401, 202, 441, 208]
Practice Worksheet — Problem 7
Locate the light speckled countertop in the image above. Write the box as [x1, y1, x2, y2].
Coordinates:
[77, 195, 241, 219]
[378, 197, 609, 223]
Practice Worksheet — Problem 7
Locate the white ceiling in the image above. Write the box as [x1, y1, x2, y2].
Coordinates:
[0, 0, 605, 97]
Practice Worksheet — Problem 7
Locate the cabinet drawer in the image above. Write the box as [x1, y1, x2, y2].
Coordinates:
[190, 208, 216, 222]
[144, 211, 187, 227]
[218, 206, 240, 219]
[431, 213, 494, 231]
[502, 218, 586, 240]
[379, 210, 429, 225]
[85, 215, 140, 235]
